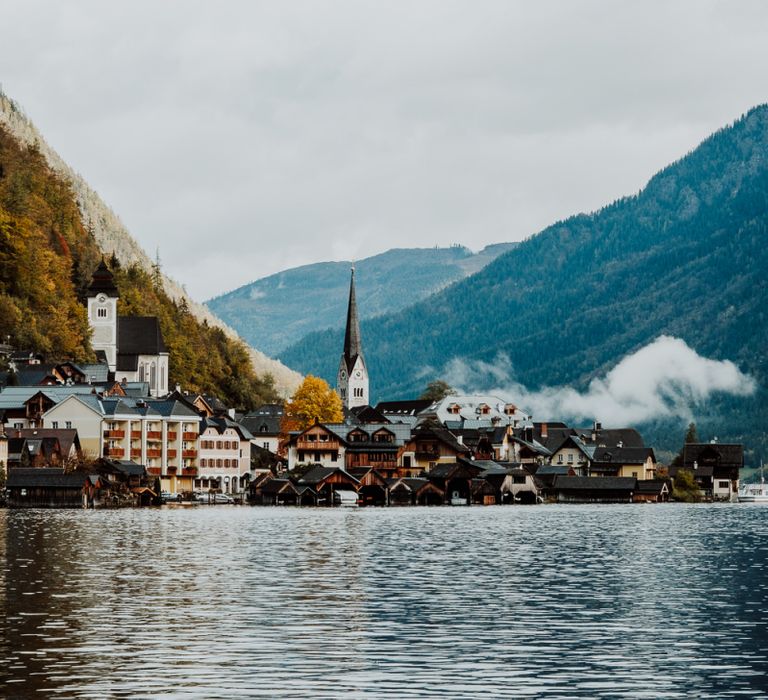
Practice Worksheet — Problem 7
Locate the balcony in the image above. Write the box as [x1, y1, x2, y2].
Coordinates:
[105, 448, 125, 457]
[130, 430, 142, 439]
[146, 431, 162, 440]
[167, 466, 178, 474]
[182, 432, 198, 440]
[167, 449, 177, 458]
[130, 448, 142, 458]
[182, 467, 198, 476]
[147, 467, 161, 475]
[166, 431, 177, 441]
[147, 449, 162, 458]
[415, 451, 440, 461]
[182, 449, 197, 458]
[297, 438, 340, 450]
[103, 430, 125, 439]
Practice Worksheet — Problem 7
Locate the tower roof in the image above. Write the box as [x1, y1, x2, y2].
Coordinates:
[87, 259, 119, 297]
[342, 267, 364, 371]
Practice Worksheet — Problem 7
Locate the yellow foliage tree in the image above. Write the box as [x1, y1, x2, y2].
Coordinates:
[282, 375, 343, 433]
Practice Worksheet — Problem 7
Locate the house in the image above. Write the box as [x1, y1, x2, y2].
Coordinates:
[250, 478, 300, 506]
[296, 466, 360, 506]
[42, 395, 201, 495]
[240, 405, 283, 454]
[547, 434, 594, 475]
[398, 424, 471, 475]
[418, 394, 527, 428]
[590, 446, 657, 480]
[683, 443, 743, 501]
[6, 468, 90, 508]
[348, 467, 390, 506]
[634, 480, 670, 503]
[17, 428, 81, 463]
[338, 423, 411, 477]
[197, 416, 254, 495]
[425, 460, 483, 505]
[285, 423, 347, 471]
[386, 477, 444, 506]
[500, 468, 539, 504]
[552, 476, 636, 503]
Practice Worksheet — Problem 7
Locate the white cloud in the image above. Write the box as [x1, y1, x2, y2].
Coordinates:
[444, 336, 757, 426]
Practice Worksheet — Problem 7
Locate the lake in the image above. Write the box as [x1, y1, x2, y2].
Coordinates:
[2, 504, 767, 698]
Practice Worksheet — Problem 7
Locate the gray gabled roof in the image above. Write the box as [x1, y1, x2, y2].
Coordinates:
[553, 476, 636, 491]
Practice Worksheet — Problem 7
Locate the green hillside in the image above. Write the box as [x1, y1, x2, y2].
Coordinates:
[281, 106, 768, 460]
[0, 125, 277, 410]
[206, 243, 515, 357]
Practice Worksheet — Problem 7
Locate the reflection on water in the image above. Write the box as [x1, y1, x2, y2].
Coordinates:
[2, 505, 768, 698]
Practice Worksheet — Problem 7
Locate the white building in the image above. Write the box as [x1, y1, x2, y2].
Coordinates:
[197, 416, 254, 494]
[86, 261, 169, 397]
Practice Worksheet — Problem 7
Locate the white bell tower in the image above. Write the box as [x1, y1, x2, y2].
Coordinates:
[86, 259, 119, 372]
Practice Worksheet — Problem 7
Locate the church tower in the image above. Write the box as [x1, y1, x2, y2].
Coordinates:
[337, 267, 369, 409]
[87, 259, 119, 372]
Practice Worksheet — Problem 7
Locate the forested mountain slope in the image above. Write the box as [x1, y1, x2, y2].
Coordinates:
[0, 90, 300, 396]
[282, 105, 768, 457]
[0, 123, 277, 410]
[207, 243, 515, 357]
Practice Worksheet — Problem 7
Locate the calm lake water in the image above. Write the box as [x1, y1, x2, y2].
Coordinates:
[2, 504, 767, 698]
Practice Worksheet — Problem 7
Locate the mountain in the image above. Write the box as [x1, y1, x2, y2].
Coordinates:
[0, 93, 284, 408]
[0, 90, 300, 397]
[281, 105, 768, 459]
[206, 243, 516, 357]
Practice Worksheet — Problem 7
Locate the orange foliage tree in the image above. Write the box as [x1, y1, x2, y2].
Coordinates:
[281, 375, 343, 434]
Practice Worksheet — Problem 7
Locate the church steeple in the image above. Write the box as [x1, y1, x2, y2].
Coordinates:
[337, 266, 369, 409]
[343, 267, 362, 371]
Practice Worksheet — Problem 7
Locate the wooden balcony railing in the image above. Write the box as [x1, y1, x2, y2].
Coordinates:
[146, 431, 162, 440]
[130, 430, 142, 439]
[147, 449, 162, 458]
[105, 448, 125, 457]
[182, 432, 198, 440]
[182, 467, 198, 476]
[167, 449, 177, 458]
[167, 432, 177, 441]
[103, 430, 125, 439]
[147, 467, 161, 475]
[182, 449, 197, 458]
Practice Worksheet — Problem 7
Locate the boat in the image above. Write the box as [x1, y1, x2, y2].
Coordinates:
[738, 462, 768, 503]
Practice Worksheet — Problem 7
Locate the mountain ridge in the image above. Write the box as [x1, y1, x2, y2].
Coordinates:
[207, 242, 516, 357]
[280, 104, 768, 458]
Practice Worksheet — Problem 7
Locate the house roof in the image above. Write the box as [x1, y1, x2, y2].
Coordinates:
[117, 316, 167, 360]
[375, 399, 432, 417]
[683, 443, 744, 468]
[7, 468, 89, 488]
[553, 476, 637, 491]
[18, 429, 80, 456]
[102, 459, 146, 477]
[592, 446, 656, 465]
[240, 414, 282, 436]
[201, 416, 254, 440]
[636, 480, 669, 494]
[298, 466, 360, 486]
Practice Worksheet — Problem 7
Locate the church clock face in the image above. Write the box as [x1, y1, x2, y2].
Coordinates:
[354, 370, 362, 378]
[340, 370, 346, 379]
[97, 294, 106, 303]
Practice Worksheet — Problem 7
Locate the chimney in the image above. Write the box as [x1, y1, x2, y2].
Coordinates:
[541, 423, 548, 439]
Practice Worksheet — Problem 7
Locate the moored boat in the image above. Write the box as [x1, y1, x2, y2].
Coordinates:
[738, 462, 768, 503]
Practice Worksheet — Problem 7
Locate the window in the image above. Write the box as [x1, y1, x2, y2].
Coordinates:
[224, 459, 230, 468]
[200, 458, 207, 467]
[567, 454, 573, 464]
[557, 454, 563, 464]
[66, 422, 72, 429]
[97, 307, 107, 318]
[216, 440, 223, 450]
[14, 422, 22, 430]
[263, 442, 269, 450]
[216, 459, 223, 468]
[52, 421, 59, 429]
[331, 453, 338, 462]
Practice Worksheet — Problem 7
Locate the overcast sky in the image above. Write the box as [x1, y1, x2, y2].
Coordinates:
[3, 1, 767, 300]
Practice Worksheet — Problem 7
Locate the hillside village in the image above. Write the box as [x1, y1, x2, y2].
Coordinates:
[0, 262, 744, 508]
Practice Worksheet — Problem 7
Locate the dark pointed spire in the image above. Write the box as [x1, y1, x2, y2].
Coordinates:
[343, 266, 363, 370]
[87, 258, 118, 297]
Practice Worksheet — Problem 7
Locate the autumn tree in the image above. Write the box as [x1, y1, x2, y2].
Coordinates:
[281, 375, 343, 433]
